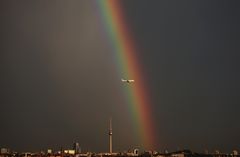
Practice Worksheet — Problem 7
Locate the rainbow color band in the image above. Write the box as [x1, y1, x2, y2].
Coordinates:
[96, 0, 157, 150]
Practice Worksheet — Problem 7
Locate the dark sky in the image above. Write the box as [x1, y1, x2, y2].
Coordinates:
[1, 0, 240, 153]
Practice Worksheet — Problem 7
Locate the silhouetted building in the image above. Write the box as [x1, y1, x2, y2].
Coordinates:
[73, 142, 80, 154]
[0, 148, 10, 155]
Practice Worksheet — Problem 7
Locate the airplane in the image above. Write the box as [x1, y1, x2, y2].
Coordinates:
[121, 78, 135, 83]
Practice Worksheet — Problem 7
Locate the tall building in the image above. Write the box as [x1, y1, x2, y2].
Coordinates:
[109, 118, 113, 154]
[73, 142, 80, 154]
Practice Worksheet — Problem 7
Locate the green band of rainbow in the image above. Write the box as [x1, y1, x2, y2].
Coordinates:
[96, 0, 157, 150]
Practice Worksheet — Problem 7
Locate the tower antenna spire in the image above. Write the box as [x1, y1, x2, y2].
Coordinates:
[109, 118, 113, 154]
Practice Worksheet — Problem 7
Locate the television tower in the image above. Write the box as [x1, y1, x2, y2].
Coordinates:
[109, 118, 113, 154]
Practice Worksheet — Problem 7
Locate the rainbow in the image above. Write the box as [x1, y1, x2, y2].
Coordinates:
[96, 0, 157, 150]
